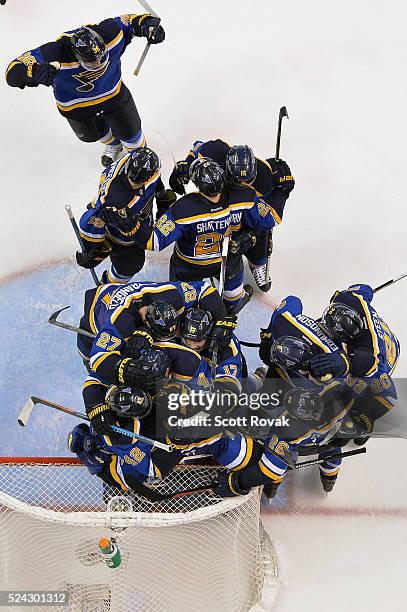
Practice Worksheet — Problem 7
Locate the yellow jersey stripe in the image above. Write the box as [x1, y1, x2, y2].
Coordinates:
[259, 462, 283, 482]
[109, 456, 127, 492]
[282, 312, 331, 353]
[176, 208, 231, 225]
[110, 285, 177, 325]
[92, 350, 120, 371]
[234, 437, 254, 471]
[56, 81, 122, 112]
[175, 247, 222, 266]
[106, 31, 123, 50]
[375, 395, 395, 412]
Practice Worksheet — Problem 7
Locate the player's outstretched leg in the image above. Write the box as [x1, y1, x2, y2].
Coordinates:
[105, 85, 146, 158]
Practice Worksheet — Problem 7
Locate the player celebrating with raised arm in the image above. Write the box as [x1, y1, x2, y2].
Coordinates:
[5, 13, 165, 166]
[76, 147, 176, 283]
[169, 139, 295, 291]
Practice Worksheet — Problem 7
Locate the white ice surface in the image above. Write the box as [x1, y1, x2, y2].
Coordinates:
[1, 1, 407, 610]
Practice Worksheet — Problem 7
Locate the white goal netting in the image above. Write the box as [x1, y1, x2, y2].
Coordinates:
[0, 458, 278, 612]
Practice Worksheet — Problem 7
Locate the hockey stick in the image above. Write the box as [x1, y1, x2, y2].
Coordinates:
[211, 236, 230, 379]
[374, 272, 407, 293]
[155, 130, 186, 196]
[264, 106, 289, 289]
[159, 448, 367, 501]
[49, 306, 96, 339]
[293, 446, 366, 469]
[65, 205, 100, 286]
[18, 396, 172, 452]
[134, 1, 160, 76]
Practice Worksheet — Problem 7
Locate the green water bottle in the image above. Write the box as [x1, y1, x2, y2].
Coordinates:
[99, 537, 122, 568]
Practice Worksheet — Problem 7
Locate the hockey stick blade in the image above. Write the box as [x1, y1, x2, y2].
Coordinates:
[17, 397, 38, 426]
[49, 306, 96, 338]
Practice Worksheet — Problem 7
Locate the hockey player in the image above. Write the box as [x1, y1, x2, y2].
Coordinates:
[84, 344, 212, 435]
[132, 158, 279, 310]
[76, 147, 176, 283]
[169, 140, 295, 291]
[180, 308, 243, 396]
[69, 381, 258, 492]
[5, 14, 165, 166]
[77, 280, 232, 368]
[312, 283, 400, 444]
[69, 382, 184, 489]
[258, 295, 350, 388]
[214, 382, 355, 497]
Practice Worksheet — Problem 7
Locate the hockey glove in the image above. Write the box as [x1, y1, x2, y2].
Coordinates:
[259, 328, 273, 366]
[212, 379, 240, 416]
[101, 207, 141, 236]
[309, 351, 350, 379]
[208, 316, 237, 354]
[115, 358, 165, 393]
[266, 158, 295, 192]
[123, 328, 154, 360]
[76, 248, 109, 269]
[169, 161, 190, 195]
[137, 15, 165, 44]
[86, 402, 116, 435]
[229, 229, 256, 255]
[155, 189, 177, 220]
[213, 471, 249, 497]
[28, 62, 57, 87]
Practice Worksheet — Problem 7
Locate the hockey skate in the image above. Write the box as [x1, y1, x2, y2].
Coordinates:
[320, 472, 337, 493]
[228, 284, 254, 315]
[263, 481, 280, 500]
[101, 143, 123, 167]
[250, 263, 271, 292]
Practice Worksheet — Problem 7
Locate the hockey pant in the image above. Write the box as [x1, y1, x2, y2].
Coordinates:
[245, 229, 270, 267]
[65, 84, 146, 151]
[169, 251, 244, 308]
[104, 241, 146, 284]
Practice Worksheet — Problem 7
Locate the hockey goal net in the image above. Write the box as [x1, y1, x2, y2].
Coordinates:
[0, 457, 278, 612]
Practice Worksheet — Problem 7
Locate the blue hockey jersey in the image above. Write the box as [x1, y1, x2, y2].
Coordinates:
[6, 15, 148, 114]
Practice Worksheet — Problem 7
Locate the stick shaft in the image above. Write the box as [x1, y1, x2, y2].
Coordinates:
[374, 272, 407, 293]
[134, 42, 151, 76]
[295, 447, 366, 469]
[133, 2, 161, 76]
[28, 397, 171, 452]
[137, 0, 158, 16]
[218, 236, 229, 297]
[65, 205, 100, 286]
[275, 106, 288, 160]
[50, 318, 96, 339]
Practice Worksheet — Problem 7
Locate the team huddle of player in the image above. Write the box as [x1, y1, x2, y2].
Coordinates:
[7, 12, 400, 499]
